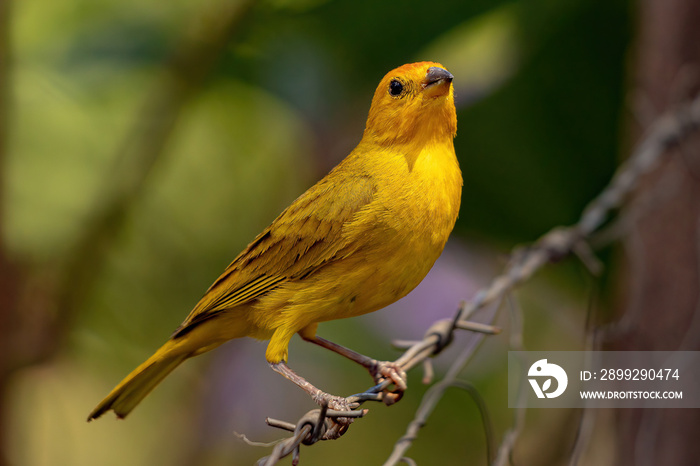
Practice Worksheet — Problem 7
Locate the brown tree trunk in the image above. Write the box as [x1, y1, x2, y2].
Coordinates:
[613, 0, 700, 464]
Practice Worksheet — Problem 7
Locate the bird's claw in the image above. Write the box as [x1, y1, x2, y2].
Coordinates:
[310, 393, 356, 430]
[324, 395, 352, 413]
[369, 360, 407, 405]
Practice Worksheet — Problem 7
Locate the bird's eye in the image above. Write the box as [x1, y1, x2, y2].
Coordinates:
[388, 79, 404, 97]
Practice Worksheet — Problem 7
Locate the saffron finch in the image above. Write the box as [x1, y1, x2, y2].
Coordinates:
[88, 61, 462, 420]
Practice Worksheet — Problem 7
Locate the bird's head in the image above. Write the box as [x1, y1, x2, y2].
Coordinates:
[363, 62, 457, 147]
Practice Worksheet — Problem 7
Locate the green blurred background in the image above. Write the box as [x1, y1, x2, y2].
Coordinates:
[3, 0, 631, 464]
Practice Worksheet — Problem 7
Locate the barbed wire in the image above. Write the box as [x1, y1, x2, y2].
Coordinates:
[246, 94, 700, 465]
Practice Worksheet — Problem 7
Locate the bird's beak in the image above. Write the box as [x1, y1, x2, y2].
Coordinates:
[422, 67, 454, 98]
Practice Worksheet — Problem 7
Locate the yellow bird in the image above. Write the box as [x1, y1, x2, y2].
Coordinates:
[88, 61, 462, 420]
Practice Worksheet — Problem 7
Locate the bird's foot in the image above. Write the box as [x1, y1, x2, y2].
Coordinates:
[311, 393, 354, 412]
[369, 360, 407, 405]
[310, 393, 358, 435]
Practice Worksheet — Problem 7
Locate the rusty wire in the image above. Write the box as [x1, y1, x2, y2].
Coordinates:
[247, 95, 700, 465]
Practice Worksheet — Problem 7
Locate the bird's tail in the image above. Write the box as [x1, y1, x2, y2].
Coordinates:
[87, 340, 189, 421]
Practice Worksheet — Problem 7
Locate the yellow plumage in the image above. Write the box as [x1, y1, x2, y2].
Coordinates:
[88, 61, 462, 420]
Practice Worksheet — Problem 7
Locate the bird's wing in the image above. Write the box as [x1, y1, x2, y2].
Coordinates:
[172, 167, 376, 337]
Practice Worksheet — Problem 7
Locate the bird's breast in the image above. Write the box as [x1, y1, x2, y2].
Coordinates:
[347, 141, 462, 305]
[381, 141, 462, 246]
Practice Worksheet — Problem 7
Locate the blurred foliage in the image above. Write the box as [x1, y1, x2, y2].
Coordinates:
[458, 0, 630, 241]
[4, 0, 631, 464]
